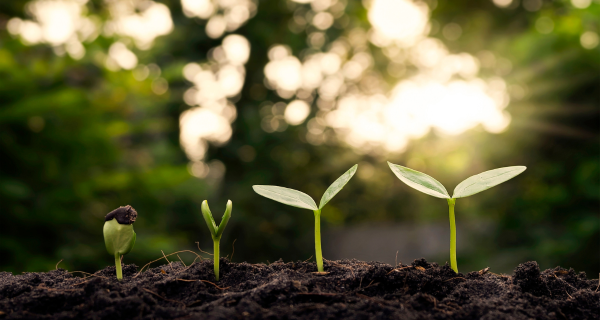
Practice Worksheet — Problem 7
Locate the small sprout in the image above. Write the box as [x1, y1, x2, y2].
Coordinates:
[201, 200, 232, 281]
[253, 164, 358, 272]
[103, 205, 137, 281]
[388, 162, 526, 273]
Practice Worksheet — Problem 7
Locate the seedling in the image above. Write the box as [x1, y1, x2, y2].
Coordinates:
[104, 205, 137, 281]
[253, 164, 358, 273]
[201, 200, 232, 281]
[387, 162, 526, 273]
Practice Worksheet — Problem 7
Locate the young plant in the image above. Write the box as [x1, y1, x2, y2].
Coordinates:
[201, 200, 232, 281]
[387, 162, 526, 273]
[253, 164, 358, 273]
[103, 205, 137, 281]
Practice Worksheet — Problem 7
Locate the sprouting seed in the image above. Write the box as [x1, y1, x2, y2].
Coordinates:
[103, 205, 137, 281]
[201, 200, 232, 281]
[387, 162, 526, 273]
[253, 164, 358, 273]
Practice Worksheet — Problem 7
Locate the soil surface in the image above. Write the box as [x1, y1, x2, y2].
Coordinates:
[0, 258, 598, 319]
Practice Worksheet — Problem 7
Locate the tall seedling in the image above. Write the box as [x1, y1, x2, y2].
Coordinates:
[201, 200, 232, 281]
[387, 162, 526, 273]
[253, 164, 358, 272]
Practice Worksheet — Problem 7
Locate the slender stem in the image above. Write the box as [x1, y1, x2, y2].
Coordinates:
[115, 253, 123, 281]
[213, 239, 220, 281]
[314, 210, 324, 272]
[447, 198, 458, 273]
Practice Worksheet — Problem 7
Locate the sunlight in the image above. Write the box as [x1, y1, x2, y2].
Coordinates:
[107, 42, 138, 70]
[492, 0, 513, 8]
[178, 1, 255, 164]
[222, 34, 251, 65]
[284, 100, 311, 125]
[8, 0, 173, 60]
[7, 0, 96, 59]
[368, 0, 429, 46]
[180, 107, 232, 162]
[264, 49, 303, 92]
[105, 0, 173, 50]
[580, 31, 599, 49]
[179, 35, 250, 163]
[325, 78, 510, 153]
[181, 0, 257, 38]
[181, 0, 214, 18]
[261, 0, 512, 153]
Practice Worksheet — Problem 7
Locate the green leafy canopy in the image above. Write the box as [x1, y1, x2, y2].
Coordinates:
[387, 162, 526, 199]
[253, 164, 358, 211]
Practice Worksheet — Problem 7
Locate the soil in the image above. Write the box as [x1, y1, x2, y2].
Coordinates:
[0, 258, 598, 319]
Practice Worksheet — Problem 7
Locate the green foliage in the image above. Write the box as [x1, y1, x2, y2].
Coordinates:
[388, 162, 450, 199]
[103, 220, 136, 258]
[0, 0, 597, 277]
[253, 164, 358, 272]
[103, 219, 136, 280]
[453, 166, 527, 199]
[0, 26, 206, 273]
[252, 186, 318, 210]
[201, 200, 233, 241]
[388, 162, 526, 272]
[201, 200, 232, 281]
[319, 165, 358, 209]
[253, 164, 358, 212]
[388, 162, 527, 200]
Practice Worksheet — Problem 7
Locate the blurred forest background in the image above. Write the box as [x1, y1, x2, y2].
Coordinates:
[0, 0, 598, 276]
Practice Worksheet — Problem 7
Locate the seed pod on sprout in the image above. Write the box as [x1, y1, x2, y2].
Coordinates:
[103, 205, 137, 281]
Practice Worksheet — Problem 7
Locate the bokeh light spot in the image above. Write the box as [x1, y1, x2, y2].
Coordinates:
[571, 0, 591, 9]
[580, 31, 599, 49]
[368, 0, 429, 46]
[108, 42, 137, 70]
[284, 100, 311, 125]
[535, 17, 554, 34]
[492, 0, 513, 8]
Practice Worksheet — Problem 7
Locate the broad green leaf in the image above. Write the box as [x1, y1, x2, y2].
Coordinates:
[319, 164, 358, 209]
[253, 185, 318, 210]
[387, 162, 450, 199]
[452, 166, 526, 198]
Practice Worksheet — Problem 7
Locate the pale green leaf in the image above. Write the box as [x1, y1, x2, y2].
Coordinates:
[201, 200, 218, 237]
[253, 185, 318, 210]
[215, 200, 232, 238]
[103, 219, 136, 256]
[201, 199, 232, 239]
[319, 164, 358, 209]
[387, 162, 450, 199]
[452, 166, 526, 198]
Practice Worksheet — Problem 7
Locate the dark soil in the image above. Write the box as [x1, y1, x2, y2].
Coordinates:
[0, 258, 598, 319]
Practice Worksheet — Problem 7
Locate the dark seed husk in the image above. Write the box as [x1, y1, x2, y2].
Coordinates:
[104, 205, 137, 225]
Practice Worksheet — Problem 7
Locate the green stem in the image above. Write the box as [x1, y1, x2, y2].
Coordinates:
[314, 210, 324, 272]
[447, 198, 458, 273]
[213, 238, 220, 281]
[115, 253, 123, 281]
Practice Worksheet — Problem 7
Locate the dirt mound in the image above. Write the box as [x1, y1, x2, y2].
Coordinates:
[0, 259, 598, 319]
